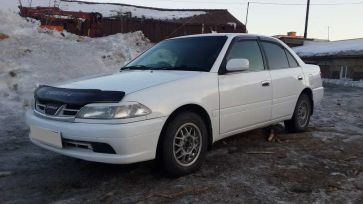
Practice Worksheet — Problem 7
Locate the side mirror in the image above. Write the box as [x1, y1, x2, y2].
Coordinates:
[226, 58, 249, 72]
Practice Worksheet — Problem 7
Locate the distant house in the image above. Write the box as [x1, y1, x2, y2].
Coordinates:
[273, 32, 328, 47]
[293, 39, 363, 80]
[273, 32, 306, 47]
[19, 0, 246, 42]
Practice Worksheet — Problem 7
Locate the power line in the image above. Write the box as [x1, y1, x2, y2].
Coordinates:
[140, 0, 363, 6]
[250, 1, 363, 6]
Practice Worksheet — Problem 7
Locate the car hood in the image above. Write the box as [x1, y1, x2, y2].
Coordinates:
[58, 70, 202, 94]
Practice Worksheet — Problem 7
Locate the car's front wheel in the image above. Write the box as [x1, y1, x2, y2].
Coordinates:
[159, 112, 208, 177]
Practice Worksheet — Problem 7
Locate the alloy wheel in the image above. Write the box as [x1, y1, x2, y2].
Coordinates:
[173, 123, 202, 167]
[297, 101, 309, 127]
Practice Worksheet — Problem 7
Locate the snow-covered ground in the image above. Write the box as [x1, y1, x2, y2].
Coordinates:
[323, 79, 363, 88]
[0, 9, 151, 138]
[293, 39, 363, 57]
[3, 0, 206, 19]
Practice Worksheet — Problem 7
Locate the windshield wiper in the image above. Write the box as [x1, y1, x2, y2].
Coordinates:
[159, 65, 207, 72]
[121, 65, 207, 72]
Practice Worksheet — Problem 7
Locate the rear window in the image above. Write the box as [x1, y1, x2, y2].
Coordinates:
[285, 50, 299, 68]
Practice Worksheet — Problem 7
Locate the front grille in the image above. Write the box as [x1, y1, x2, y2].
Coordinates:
[35, 100, 83, 117]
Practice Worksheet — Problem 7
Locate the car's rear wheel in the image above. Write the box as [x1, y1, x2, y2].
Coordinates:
[285, 94, 312, 133]
[159, 112, 208, 177]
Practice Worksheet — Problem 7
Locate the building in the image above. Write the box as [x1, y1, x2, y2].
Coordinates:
[273, 32, 306, 47]
[293, 39, 363, 80]
[19, 0, 246, 42]
[274, 32, 328, 47]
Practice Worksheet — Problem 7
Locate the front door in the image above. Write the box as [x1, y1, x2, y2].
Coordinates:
[219, 38, 272, 135]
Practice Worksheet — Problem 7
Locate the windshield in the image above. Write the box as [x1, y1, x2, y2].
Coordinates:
[123, 36, 228, 72]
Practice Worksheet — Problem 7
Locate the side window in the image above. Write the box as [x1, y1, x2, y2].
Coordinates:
[285, 50, 299, 68]
[261, 41, 289, 70]
[226, 40, 265, 72]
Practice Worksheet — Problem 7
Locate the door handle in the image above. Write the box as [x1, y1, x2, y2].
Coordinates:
[298, 76, 303, 81]
[261, 81, 271, 87]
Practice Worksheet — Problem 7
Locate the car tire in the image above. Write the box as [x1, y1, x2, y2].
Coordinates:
[159, 112, 208, 177]
[284, 94, 312, 133]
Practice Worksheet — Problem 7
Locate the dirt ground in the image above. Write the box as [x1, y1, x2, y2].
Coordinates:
[0, 84, 362, 204]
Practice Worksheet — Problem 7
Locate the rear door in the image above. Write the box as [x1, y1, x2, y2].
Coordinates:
[219, 37, 272, 135]
[260, 39, 305, 120]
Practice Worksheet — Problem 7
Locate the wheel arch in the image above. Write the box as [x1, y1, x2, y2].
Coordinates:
[156, 104, 214, 158]
[300, 87, 314, 115]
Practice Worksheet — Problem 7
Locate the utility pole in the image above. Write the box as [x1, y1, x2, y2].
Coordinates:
[245, 2, 250, 28]
[304, 0, 311, 39]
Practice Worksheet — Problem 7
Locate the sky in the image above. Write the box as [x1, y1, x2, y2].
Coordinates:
[71, 0, 362, 41]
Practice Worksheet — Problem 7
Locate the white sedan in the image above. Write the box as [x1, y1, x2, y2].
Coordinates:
[26, 33, 324, 176]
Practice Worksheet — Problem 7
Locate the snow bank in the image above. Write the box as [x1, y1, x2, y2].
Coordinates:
[0, 9, 151, 138]
[293, 39, 363, 57]
[5, 0, 206, 20]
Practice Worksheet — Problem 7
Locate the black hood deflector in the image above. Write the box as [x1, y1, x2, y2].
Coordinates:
[35, 85, 125, 106]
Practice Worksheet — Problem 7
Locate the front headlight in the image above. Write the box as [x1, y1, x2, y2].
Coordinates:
[76, 102, 151, 119]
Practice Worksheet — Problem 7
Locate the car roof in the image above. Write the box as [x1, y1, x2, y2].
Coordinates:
[171, 33, 276, 40]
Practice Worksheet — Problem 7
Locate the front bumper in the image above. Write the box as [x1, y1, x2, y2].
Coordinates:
[26, 110, 166, 164]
